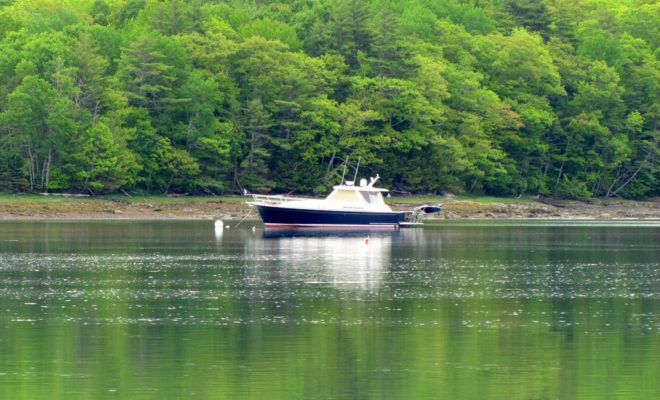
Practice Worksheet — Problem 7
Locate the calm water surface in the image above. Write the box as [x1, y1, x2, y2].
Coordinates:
[0, 220, 658, 399]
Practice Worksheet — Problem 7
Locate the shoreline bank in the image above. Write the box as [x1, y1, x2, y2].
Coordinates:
[0, 195, 658, 221]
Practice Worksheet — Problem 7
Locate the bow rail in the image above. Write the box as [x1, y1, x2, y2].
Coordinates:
[248, 193, 312, 205]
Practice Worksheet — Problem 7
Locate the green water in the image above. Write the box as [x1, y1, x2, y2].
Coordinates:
[0, 221, 658, 399]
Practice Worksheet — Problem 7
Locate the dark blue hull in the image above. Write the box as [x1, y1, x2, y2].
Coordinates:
[255, 204, 406, 228]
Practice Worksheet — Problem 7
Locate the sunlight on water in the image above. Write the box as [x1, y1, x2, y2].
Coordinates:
[0, 221, 658, 399]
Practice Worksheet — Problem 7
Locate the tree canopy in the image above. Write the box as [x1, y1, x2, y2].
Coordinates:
[0, 0, 657, 198]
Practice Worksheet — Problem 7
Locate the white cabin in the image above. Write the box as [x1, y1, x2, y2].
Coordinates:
[323, 177, 391, 212]
[248, 175, 394, 213]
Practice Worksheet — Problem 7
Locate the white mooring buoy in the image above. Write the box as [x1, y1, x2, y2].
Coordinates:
[214, 220, 224, 238]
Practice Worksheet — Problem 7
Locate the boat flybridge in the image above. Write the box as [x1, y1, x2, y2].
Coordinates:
[246, 174, 442, 229]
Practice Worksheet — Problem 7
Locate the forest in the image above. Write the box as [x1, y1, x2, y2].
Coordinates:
[0, 0, 657, 198]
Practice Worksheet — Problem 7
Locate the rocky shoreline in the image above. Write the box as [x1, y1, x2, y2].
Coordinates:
[0, 196, 658, 221]
[426, 198, 659, 220]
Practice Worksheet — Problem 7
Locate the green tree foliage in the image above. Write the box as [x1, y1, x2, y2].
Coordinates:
[1, 75, 76, 192]
[366, 8, 417, 78]
[91, 0, 110, 26]
[116, 32, 182, 115]
[69, 121, 137, 192]
[0, 0, 656, 198]
[504, 0, 553, 38]
[321, 0, 374, 70]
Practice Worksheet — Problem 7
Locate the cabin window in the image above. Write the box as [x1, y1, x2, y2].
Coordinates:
[360, 192, 383, 204]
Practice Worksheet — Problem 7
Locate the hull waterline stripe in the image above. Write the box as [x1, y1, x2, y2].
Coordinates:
[264, 223, 398, 229]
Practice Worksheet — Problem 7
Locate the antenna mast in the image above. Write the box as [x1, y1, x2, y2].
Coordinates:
[352, 157, 361, 183]
[340, 157, 348, 184]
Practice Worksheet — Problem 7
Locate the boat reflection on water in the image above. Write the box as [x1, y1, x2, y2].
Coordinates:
[261, 228, 399, 239]
[255, 229, 400, 291]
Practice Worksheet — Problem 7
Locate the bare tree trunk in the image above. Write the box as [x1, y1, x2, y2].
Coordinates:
[92, 100, 102, 124]
[555, 136, 570, 188]
[44, 149, 52, 192]
[40, 149, 52, 192]
[555, 160, 565, 186]
[609, 156, 649, 197]
[608, 115, 656, 198]
[324, 152, 336, 183]
[26, 141, 35, 191]
[469, 178, 479, 194]
[605, 167, 623, 198]
[40, 157, 46, 191]
[249, 129, 255, 174]
[233, 159, 243, 193]
[83, 165, 92, 194]
[591, 168, 602, 195]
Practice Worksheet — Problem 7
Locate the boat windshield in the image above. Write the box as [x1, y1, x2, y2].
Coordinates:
[327, 189, 361, 202]
[360, 191, 384, 205]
